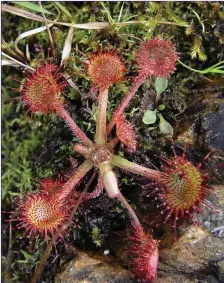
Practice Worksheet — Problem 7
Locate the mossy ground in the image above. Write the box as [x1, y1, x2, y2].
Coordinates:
[2, 2, 224, 282]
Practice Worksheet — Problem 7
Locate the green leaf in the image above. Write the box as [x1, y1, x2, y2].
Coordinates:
[12, 2, 53, 15]
[21, 250, 32, 260]
[53, 2, 72, 18]
[155, 77, 168, 96]
[157, 104, 165, 111]
[158, 114, 173, 137]
[142, 110, 157, 125]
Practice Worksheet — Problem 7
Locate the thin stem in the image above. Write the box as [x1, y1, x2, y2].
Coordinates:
[95, 89, 109, 145]
[178, 59, 206, 74]
[57, 107, 92, 146]
[107, 74, 147, 135]
[2, 38, 24, 61]
[31, 172, 96, 283]
[192, 10, 205, 33]
[38, 1, 55, 57]
[116, 20, 189, 28]
[178, 59, 224, 74]
[5, 222, 13, 278]
[117, 192, 140, 226]
[56, 160, 93, 201]
[112, 155, 161, 180]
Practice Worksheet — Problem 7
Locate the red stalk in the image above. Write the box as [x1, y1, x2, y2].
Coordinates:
[107, 73, 147, 135]
[57, 107, 92, 146]
[117, 192, 140, 226]
[56, 160, 93, 201]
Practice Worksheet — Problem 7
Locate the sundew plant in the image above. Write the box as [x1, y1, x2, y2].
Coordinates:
[2, 2, 224, 283]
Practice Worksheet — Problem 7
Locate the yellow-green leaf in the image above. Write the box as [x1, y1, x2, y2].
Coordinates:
[12, 1, 53, 15]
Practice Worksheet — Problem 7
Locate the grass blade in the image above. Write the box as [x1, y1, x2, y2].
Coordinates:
[15, 25, 54, 58]
[2, 4, 188, 30]
[2, 4, 45, 22]
[118, 2, 124, 22]
[14, 5, 60, 59]
[2, 52, 35, 71]
[53, 2, 72, 19]
[100, 2, 114, 25]
[2, 59, 21, 67]
[12, 1, 53, 15]
[61, 26, 74, 64]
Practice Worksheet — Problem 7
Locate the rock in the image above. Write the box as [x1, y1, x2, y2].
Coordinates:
[55, 189, 224, 283]
[206, 150, 224, 183]
[176, 103, 224, 181]
[217, 260, 224, 283]
[195, 106, 224, 150]
[55, 249, 136, 283]
[155, 183, 224, 282]
[157, 274, 197, 283]
[195, 106, 224, 183]
[160, 225, 224, 274]
[176, 105, 224, 149]
[157, 274, 219, 283]
[195, 185, 224, 234]
[158, 224, 224, 283]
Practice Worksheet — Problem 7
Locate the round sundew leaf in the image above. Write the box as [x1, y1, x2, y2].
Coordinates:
[155, 77, 168, 96]
[87, 51, 125, 91]
[142, 110, 157, 125]
[21, 63, 66, 114]
[116, 114, 137, 151]
[136, 38, 177, 78]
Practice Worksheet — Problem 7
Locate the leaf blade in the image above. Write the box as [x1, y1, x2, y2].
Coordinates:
[53, 2, 72, 18]
[155, 77, 168, 96]
[12, 1, 53, 15]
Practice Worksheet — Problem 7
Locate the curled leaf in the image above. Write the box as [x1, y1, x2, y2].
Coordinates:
[15, 25, 54, 58]
[116, 115, 137, 151]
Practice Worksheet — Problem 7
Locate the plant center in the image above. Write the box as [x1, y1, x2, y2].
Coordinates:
[90, 146, 112, 166]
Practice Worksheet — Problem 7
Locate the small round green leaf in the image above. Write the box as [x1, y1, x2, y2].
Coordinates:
[157, 104, 165, 111]
[142, 110, 157, 125]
